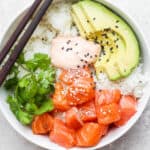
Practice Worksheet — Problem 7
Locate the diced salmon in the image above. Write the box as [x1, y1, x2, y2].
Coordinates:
[115, 95, 137, 126]
[50, 118, 76, 148]
[79, 101, 97, 122]
[65, 107, 83, 129]
[95, 89, 121, 105]
[76, 123, 102, 147]
[96, 103, 121, 125]
[59, 68, 91, 85]
[52, 82, 70, 111]
[32, 113, 54, 134]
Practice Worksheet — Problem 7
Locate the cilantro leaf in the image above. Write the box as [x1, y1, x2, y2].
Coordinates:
[18, 74, 38, 100]
[25, 53, 51, 71]
[35, 99, 54, 115]
[5, 53, 56, 125]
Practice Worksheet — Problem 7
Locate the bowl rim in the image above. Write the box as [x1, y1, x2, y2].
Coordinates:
[0, 0, 150, 150]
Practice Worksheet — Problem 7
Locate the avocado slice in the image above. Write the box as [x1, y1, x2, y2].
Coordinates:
[71, 0, 140, 81]
[72, 3, 95, 36]
[71, 12, 86, 37]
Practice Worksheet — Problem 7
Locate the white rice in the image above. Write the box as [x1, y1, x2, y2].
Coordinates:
[24, 1, 78, 59]
[23, 1, 148, 98]
[96, 65, 149, 98]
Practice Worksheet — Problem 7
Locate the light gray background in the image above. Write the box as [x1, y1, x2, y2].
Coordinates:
[0, 0, 150, 150]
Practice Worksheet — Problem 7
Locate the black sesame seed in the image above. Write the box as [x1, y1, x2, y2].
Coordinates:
[84, 54, 87, 57]
[106, 59, 109, 62]
[77, 65, 80, 68]
[66, 48, 73, 51]
[110, 47, 113, 51]
[87, 53, 90, 56]
[66, 40, 71, 44]
[93, 17, 96, 20]
[90, 55, 93, 58]
[94, 40, 99, 44]
[104, 28, 110, 32]
[88, 64, 91, 67]
[100, 71, 103, 73]
[101, 33, 107, 37]
[95, 54, 98, 57]
[87, 20, 90, 23]
[83, 65, 86, 68]
[115, 25, 119, 28]
[75, 43, 78, 46]
[106, 41, 109, 45]
[116, 20, 119, 23]
[61, 47, 64, 50]
[93, 87, 96, 90]
[80, 59, 84, 62]
[105, 35, 108, 39]
[99, 89, 102, 92]
[85, 60, 88, 64]
[116, 45, 119, 48]
[112, 31, 116, 35]
[95, 36, 98, 41]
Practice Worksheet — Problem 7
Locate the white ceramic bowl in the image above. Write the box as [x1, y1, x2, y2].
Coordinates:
[0, 0, 150, 150]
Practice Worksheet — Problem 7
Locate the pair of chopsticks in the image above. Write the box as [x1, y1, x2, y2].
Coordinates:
[0, 0, 53, 86]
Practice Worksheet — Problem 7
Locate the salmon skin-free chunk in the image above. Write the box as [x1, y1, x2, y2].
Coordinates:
[50, 36, 101, 69]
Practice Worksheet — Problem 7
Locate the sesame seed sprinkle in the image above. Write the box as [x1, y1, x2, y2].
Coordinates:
[106, 41, 109, 45]
[110, 47, 113, 51]
[66, 48, 73, 51]
[106, 59, 109, 62]
[112, 31, 116, 35]
[66, 40, 71, 44]
[75, 43, 78, 46]
[93, 17, 96, 20]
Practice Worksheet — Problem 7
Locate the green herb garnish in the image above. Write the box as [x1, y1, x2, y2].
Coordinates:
[4, 53, 56, 125]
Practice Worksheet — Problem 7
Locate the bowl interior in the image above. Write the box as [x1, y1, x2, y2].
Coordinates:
[0, 0, 150, 150]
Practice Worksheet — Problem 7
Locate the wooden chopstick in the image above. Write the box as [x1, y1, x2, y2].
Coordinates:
[0, 0, 53, 86]
[0, 0, 42, 64]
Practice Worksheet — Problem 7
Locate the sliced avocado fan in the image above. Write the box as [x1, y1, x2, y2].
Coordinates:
[71, 0, 140, 81]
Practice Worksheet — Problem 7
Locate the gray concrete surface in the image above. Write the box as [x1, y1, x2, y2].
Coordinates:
[0, 0, 150, 150]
